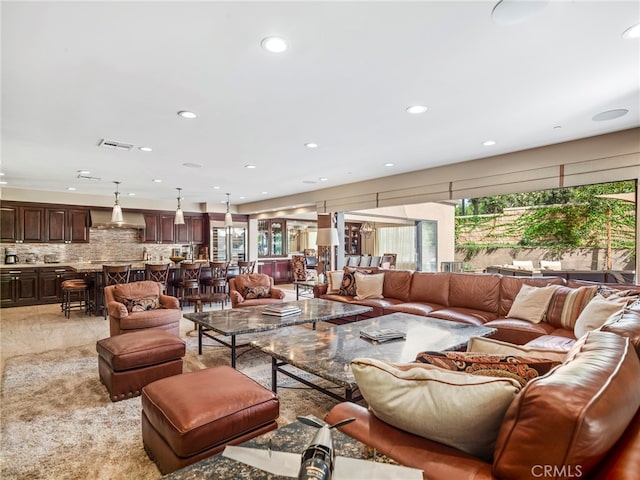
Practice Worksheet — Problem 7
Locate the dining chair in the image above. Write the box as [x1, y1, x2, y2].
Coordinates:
[102, 264, 131, 318]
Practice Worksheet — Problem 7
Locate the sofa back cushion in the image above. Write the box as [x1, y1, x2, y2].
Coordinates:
[234, 274, 272, 295]
[493, 331, 640, 479]
[381, 269, 412, 302]
[601, 306, 640, 355]
[112, 281, 162, 305]
[449, 273, 501, 313]
[498, 276, 566, 317]
[408, 272, 450, 306]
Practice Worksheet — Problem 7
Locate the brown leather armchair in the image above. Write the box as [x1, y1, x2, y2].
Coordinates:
[229, 273, 285, 308]
[104, 280, 181, 337]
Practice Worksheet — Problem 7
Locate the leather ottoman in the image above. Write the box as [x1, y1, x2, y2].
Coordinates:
[96, 329, 185, 402]
[141, 366, 280, 474]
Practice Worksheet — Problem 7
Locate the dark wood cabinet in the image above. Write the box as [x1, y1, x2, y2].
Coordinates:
[176, 215, 205, 244]
[46, 208, 67, 242]
[0, 204, 45, 243]
[190, 216, 204, 244]
[1, 268, 38, 306]
[159, 215, 176, 243]
[344, 222, 362, 255]
[145, 213, 204, 244]
[258, 259, 291, 284]
[67, 209, 90, 242]
[38, 267, 74, 303]
[175, 219, 189, 244]
[47, 208, 90, 243]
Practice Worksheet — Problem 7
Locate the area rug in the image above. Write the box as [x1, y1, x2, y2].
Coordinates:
[0, 336, 340, 480]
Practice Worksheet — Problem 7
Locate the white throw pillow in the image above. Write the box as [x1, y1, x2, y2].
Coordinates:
[351, 357, 521, 460]
[467, 336, 568, 363]
[573, 294, 628, 339]
[507, 284, 558, 323]
[354, 272, 384, 300]
[326, 271, 344, 294]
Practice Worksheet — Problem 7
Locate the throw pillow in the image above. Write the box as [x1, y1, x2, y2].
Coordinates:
[338, 267, 373, 296]
[415, 351, 561, 387]
[507, 284, 558, 323]
[326, 271, 344, 294]
[351, 357, 521, 460]
[354, 272, 384, 300]
[545, 285, 598, 330]
[467, 336, 568, 363]
[573, 294, 628, 339]
[243, 286, 271, 299]
[124, 296, 159, 312]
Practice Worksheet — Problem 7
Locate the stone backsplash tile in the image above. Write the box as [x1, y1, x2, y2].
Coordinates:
[1, 229, 199, 263]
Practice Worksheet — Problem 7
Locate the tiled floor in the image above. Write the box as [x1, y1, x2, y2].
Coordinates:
[0, 284, 298, 375]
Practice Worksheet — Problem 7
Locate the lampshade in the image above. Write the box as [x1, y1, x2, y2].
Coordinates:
[174, 187, 185, 225]
[224, 193, 233, 227]
[111, 181, 124, 223]
[317, 227, 340, 246]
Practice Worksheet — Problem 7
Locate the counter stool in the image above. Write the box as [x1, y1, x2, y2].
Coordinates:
[96, 329, 185, 402]
[183, 292, 227, 336]
[61, 279, 90, 318]
[141, 366, 279, 474]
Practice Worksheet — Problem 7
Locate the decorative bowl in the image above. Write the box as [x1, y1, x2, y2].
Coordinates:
[169, 256, 185, 264]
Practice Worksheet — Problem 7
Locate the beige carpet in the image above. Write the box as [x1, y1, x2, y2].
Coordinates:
[0, 335, 340, 480]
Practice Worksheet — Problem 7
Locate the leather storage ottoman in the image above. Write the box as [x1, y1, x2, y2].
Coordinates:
[141, 365, 280, 474]
[96, 329, 185, 402]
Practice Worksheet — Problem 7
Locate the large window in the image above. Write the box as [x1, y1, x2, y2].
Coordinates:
[417, 220, 438, 272]
[376, 225, 417, 270]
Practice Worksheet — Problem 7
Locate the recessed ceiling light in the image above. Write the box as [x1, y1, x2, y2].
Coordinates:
[152, 179, 163, 183]
[177, 110, 197, 119]
[213, 186, 220, 190]
[406, 105, 428, 114]
[245, 164, 257, 169]
[384, 162, 395, 167]
[592, 109, 629, 121]
[239, 196, 245, 199]
[491, 0, 549, 26]
[319, 177, 328, 182]
[305, 143, 318, 149]
[261, 191, 268, 195]
[483, 140, 497, 146]
[183, 162, 202, 168]
[138, 146, 152, 152]
[77, 170, 90, 174]
[0, 172, 4, 176]
[0, 181, 7, 185]
[128, 193, 136, 196]
[261, 36, 288, 53]
[622, 23, 640, 39]
[66, 187, 76, 191]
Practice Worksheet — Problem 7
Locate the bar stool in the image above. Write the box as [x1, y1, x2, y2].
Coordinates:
[102, 264, 131, 319]
[174, 262, 202, 309]
[237, 261, 255, 275]
[145, 263, 171, 292]
[200, 261, 229, 304]
[61, 279, 90, 318]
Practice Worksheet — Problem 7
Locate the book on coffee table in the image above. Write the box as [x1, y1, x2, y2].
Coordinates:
[359, 328, 406, 343]
[262, 305, 302, 317]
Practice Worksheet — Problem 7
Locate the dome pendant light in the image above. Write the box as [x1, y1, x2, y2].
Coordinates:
[111, 181, 124, 224]
[174, 187, 185, 225]
[224, 193, 233, 227]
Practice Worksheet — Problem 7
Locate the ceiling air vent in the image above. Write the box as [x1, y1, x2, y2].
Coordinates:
[98, 139, 134, 151]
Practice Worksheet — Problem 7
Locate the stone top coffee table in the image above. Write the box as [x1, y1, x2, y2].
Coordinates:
[184, 298, 372, 367]
[251, 312, 496, 401]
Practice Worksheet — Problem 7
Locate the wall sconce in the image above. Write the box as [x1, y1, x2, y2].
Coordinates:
[111, 181, 124, 224]
[174, 187, 185, 225]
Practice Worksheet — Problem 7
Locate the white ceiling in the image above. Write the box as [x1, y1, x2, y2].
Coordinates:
[1, 1, 639, 210]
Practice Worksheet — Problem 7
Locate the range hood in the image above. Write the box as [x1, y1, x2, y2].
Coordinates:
[90, 210, 146, 229]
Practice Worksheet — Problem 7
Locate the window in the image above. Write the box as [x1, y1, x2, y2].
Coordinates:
[376, 225, 417, 270]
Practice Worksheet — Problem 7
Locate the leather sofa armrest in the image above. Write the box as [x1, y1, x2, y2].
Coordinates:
[270, 287, 285, 299]
[159, 295, 179, 310]
[107, 301, 128, 319]
[231, 290, 244, 307]
[313, 284, 328, 297]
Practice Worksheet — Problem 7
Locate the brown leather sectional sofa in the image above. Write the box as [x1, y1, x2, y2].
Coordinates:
[316, 269, 640, 479]
[314, 269, 638, 345]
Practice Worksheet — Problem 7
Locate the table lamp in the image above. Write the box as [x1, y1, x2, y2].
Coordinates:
[316, 227, 340, 282]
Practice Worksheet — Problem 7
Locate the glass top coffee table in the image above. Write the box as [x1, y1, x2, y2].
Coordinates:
[251, 312, 496, 401]
[184, 298, 372, 367]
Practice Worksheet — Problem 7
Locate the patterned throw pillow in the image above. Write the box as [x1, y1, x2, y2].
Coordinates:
[415, 351, 561, 387]
[338, 267, 374, 296]
[545, 285, 598, 330]
[243, 286, 270, 299]
[124, 296, 159, 312]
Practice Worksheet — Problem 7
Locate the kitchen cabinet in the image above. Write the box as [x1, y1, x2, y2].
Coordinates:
[46, 208, 90, 243]
[143, 214, 177, 244]
[38, 267, 78, 303]
[257, 259, 291, 284]
[176, 215, 205, 244]
[0, 204, 46, 243]
[1, 268, 39, 307]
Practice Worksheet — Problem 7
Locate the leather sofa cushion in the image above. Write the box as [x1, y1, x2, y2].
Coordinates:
[467, 336, 568, 363]
[118, 308, 182, 331]
[113, 281, 162, 305]
[381, 269, 413, 302]
[448, 273, 501, 313]
[602, 307, 640, 355]
[408, 272, 450, 306]
[385, 302, 443, 317]
[484, 318, 555, 344]
[142, 366, 279, 458]
[96, 329, 185, 371]
[235, 274, 271, 293]
[428, 307, 497, 325]
[493, 331, 640, 479]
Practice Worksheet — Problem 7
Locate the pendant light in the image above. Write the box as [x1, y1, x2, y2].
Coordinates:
[111, 181, 124, 223]
[224, 193, 233, 227]
[174, 187, 185, 225]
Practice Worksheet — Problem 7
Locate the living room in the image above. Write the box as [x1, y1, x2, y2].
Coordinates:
[2, 1, 640, 479]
